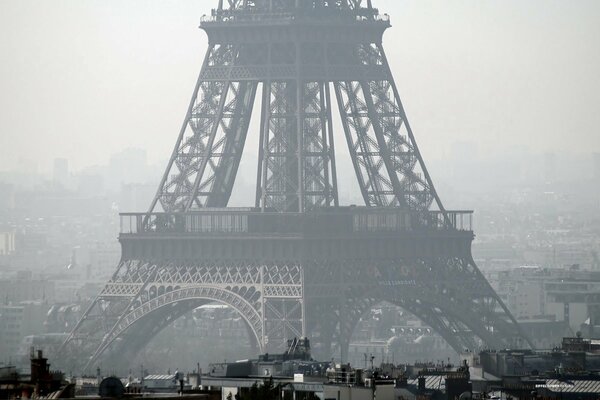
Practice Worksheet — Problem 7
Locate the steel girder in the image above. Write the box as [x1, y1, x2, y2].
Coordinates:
[335, 80, 399, 207]
[256, 81, 338, 212]
[149, 41, 443, 215]
[303, 253, 533, 361]
[68, 0, 532, 372]
[334, 43, 446, 215]
[97, 299, 207, 367]
[100, 297, 259, 364]
[62, 255, 526, 370]
[149, 44, 257, 212]
[59, 259, 304, 372]
[87, 286, 263, 368]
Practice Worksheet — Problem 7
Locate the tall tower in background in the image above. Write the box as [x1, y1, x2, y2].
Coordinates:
[60, 0, 532, 372]
[52, 158, 69, 188]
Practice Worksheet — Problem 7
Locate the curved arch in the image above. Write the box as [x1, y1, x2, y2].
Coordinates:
[336, 298, 469, 360]
[414, 299, 503, 349]
[337, 288, 507, 358]
[100, 299, 261, 370]
[102, 299, 208, 367]
[319, 298, 379, 362]
[355, 255, 526, 352]
[86, 286, 263, 369]
[374, 298, 473, 353]
[374, 286, 506, 351]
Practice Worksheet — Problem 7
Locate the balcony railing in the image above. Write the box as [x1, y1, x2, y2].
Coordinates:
[200, 9, 390, 26]
[120, 208, 473, 236]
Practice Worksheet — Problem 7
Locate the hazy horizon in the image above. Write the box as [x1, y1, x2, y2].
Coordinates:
[1, 1, 600, 375]
[1, 0, 599, 174]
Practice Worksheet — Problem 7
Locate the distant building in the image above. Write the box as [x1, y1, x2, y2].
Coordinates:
[0, 183, 16, 212]
[496, 274, 545, 319]
[15, 231, 47, 254]
[119, 183, 157, 213]
[204, 338, 421, 400]
[490, 267, 600, 335]
[517, 320, 573, 350]
[0, 275, 55, 304]
[349, 333, 454, 370]
[0, 231, 16, 256]
[44, 303, 83, 333]
[52, 158, 69, 188]
[17, 333, 70, 364]
[76, 173, 106, 199]
[108, 148, 149, 190]
[0, 302, 50, 362]
[143, 374, 179, 391]
[472, 336, 600, 378]
[544, 152, 557, 184]
[462, 336, 600, 399]
[89, 243, 121, 281]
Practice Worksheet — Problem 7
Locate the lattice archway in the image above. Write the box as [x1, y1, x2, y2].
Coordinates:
[87, 286, 263, 368]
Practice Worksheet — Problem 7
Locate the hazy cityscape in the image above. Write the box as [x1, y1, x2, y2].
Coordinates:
[1, 1, 600, 399]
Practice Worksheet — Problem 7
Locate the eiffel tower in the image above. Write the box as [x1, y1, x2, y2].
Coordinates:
[60, 0, 532, 371]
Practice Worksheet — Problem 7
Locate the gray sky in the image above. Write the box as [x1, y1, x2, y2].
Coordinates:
[0, 0, 599, 173]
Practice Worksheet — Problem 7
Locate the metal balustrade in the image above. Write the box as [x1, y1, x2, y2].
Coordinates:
[120, 208, 473, 235]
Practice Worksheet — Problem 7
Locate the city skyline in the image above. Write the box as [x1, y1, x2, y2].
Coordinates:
[1, 0, 599, 173]
[0, 1, 599, 388]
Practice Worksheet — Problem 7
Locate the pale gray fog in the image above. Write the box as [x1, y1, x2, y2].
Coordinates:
[0, 1, 599, 398]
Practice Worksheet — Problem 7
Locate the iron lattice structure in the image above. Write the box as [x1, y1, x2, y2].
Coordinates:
[60, 0, 533, 371]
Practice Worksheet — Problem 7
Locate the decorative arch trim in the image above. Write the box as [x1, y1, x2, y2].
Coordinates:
[87, 286, 263, 367]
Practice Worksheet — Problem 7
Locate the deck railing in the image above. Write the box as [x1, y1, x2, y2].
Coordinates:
[120, 208, 473, 236]
[200, 10, 390, 26]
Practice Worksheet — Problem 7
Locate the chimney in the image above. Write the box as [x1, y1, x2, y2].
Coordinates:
[418, 376, 426, 392]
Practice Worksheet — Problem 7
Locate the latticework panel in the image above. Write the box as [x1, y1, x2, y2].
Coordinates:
[304, 254, 533, 359]
[59, 260, 304, 371]
[150, 44, 257, 212]
[257, 80, 338, 212]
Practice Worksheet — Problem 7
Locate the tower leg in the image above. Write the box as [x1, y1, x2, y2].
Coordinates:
[150, 43, 258, 212]
[334, 42, 447, 217]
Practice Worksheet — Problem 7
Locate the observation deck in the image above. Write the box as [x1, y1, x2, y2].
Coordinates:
[120, 208, 473, 237]
[200, 10, 390, 26]
[199, 6, 391, 44]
